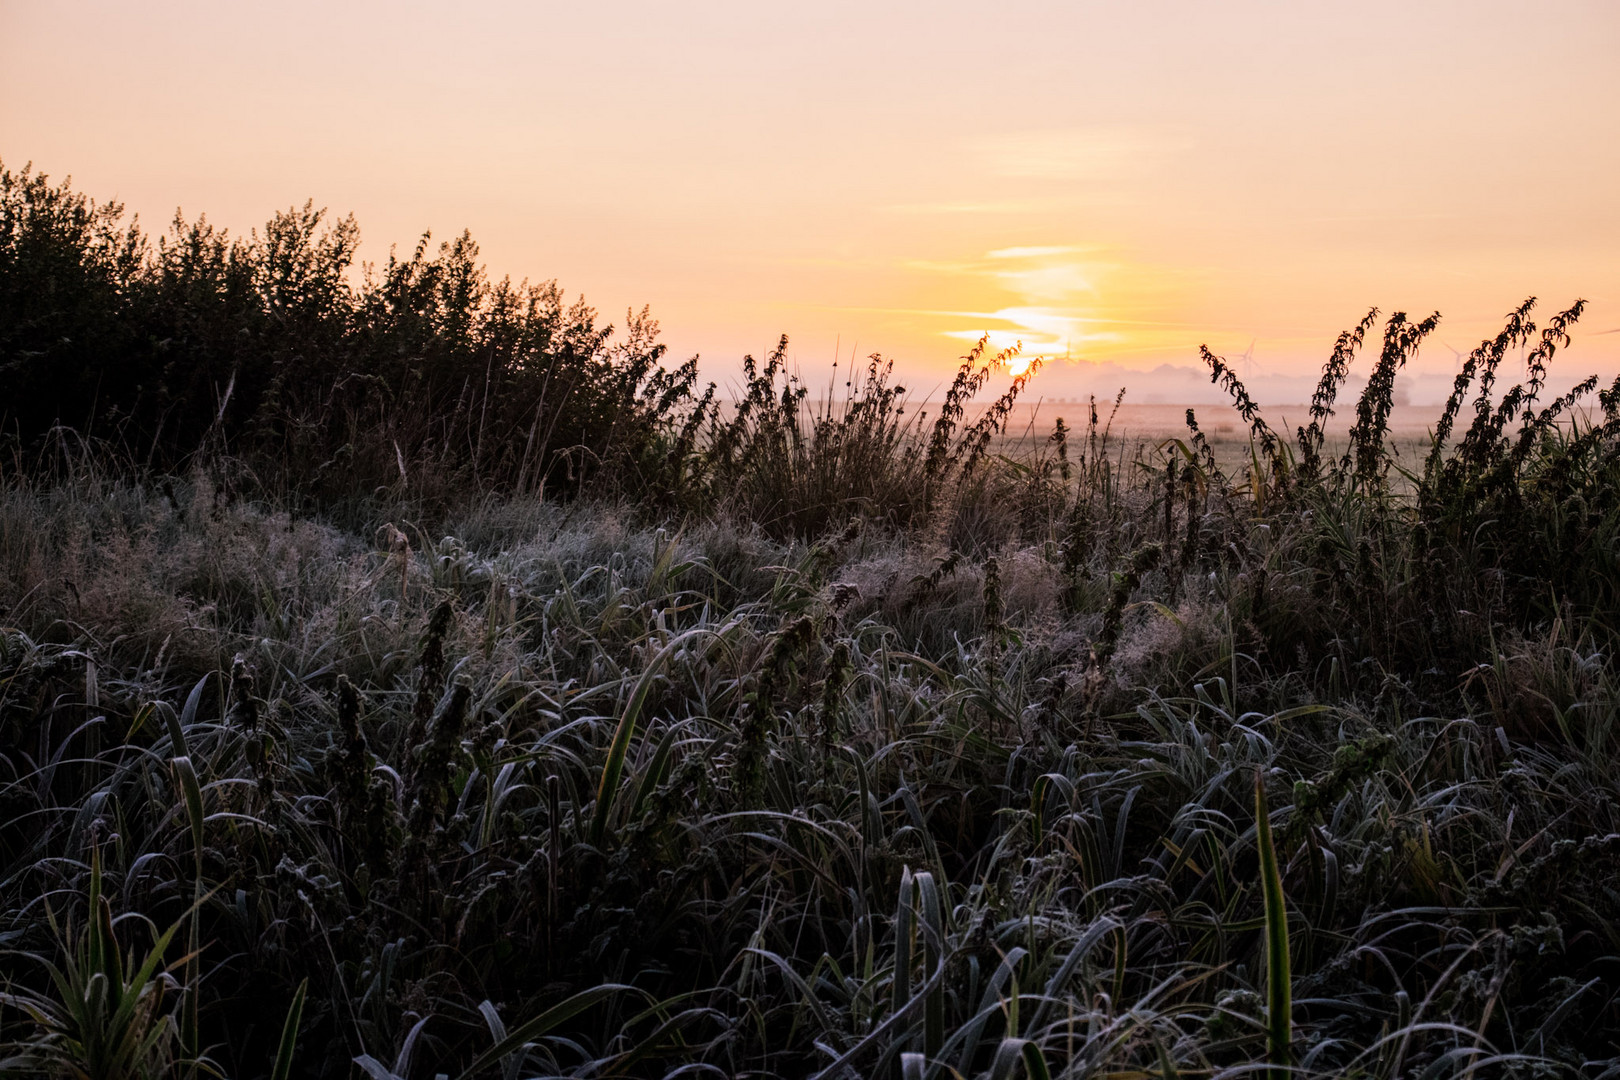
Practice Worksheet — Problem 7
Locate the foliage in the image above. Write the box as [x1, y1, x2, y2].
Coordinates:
[7, 164, 1620, 1077]
[0, 161, 703, 513]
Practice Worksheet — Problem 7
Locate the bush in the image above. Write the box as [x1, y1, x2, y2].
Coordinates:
[0, 161, 706, 511]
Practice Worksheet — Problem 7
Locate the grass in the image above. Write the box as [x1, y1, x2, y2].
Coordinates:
[1255, 768, 1290, 1080]
[6, 172, 1620, 1076]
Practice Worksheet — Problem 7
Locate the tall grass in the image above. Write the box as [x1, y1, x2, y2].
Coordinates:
[7, 163, 1620, 1077]
[697, 336, 1038, 538]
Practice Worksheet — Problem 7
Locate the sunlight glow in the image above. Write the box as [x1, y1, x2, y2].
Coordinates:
[4, 1, 1616, 398]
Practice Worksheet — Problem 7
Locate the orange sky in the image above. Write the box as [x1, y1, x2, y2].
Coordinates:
[4, 0, 1618, 402]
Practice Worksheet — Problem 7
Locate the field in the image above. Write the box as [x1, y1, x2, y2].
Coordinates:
[5, 166, 1620, 1078]
[989, 402, 1444, 473]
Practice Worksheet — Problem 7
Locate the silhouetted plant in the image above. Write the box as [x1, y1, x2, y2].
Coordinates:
[1344, 310, 1439, 488]
[0, 161, 707, 512]
[1297, 307, 1379, 481]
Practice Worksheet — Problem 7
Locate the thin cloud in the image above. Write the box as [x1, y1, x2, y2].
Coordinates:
[940, 306, 1125, 353]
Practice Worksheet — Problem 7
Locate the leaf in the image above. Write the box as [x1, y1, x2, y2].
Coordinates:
[456, 983, 631, 1080]
[953, 946, 1029, 1078]
[988, 1038, 1035, 1080]
[353, 1054, 401, 1080]
[913, 870, 945, 1059]
[625, 720, 681, 826]
[890, 866, 915, 1022]
[179, 672, 212, 744]
[271, 979, 308, 1080]
[591, 628, 708, 846]
[1020, 1041, 1053, 1080]
[1256, 768, 1291, 1078]
[170, 756, 205, 867]
[169, 753, 205, 1058]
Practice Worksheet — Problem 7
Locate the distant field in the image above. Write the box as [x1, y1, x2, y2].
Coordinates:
[747, 396, 1504, 474]
[975, 401, 1445, 470]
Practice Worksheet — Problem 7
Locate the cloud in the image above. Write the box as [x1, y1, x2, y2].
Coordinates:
[901, 240, 1202, 370]
[923, 244, 1123, 353]
[993, 262, 1099, 303]
[940, 307, 1124, 354]
[908, 245, 1111, 304]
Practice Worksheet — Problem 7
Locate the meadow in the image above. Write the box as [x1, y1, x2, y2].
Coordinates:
[5, 163, 1620, 1078]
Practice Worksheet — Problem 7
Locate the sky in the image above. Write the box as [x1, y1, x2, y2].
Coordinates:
[3, 0, 1618, 402]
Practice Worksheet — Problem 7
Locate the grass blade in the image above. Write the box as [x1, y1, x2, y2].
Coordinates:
[913, 870, 945, 1059]
[169, 754, 205, 1063]
[988, 1037, 1049, 1080]
[457, 983, 632, 1080]
[890, 866, 915, 1023]
[592, 627, 707, 846]
[170, 755, 205, 867]
[271, 979, 308, 1080]
[1021, 1041, 1053, 1080]
[1256, 767, 1291, 1078]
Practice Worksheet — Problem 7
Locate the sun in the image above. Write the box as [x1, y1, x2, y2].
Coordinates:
[1005, 355, 1034, 378]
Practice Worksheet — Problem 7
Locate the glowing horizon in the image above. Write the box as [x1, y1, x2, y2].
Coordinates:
[4, 1, 1617, 401]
